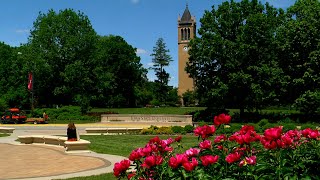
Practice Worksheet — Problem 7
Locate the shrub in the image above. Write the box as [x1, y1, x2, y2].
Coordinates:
[301, 123, 318, 130]
[295, 90, 320, 114]
[156, 127, 173, 135]
[262, 123, 276, 131]
[171, 126, 185, 134]
[257, 119, 269, 128]
[0, 98, 8, 112]
[278, 117, 295, 123]
[282, 123, 298, 132]
[140, 128, 154, 135]
[184, 125, 195, 133]
[191, 108, 229, 122]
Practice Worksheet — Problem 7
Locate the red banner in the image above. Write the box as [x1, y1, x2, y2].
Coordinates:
[28, 72, 33, 91]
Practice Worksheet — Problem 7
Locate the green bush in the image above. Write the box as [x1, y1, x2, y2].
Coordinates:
[262, 123, 276, 131]
[33, 106, 98, 122]
[278, 117, 295, 123]
[140, 126, 159, 135]
[216, 124, 242, 134]
[140, 128, 155, 135]
[301, 123, 318, 130]
[171, 126, 185, 134]
[295, 90, 320, 114]
[156, 127, 173, 135]
[257, 119, 269, 128]
[282, 123, 298, 132]
[0, 98, 8, 112]
[184, 125, 194, 133]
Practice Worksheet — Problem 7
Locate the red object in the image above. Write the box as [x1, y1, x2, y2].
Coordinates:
[214, 113, 231, 126]
[28, 72, 33, 91]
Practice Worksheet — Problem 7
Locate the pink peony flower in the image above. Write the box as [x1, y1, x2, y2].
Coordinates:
[214, 113, 231, 126]
[182, 157, 198, 172]
[142, 155, 163, 169]
[199, 140, 212, 149]
[301, 128, 320, 139]
[185, 148, 200, 157]
[225, 152, 242, 164]
[200, 155, 219, 166]
[264, 127, 283, 140]
[113, 159, 131, 177]
[168, 154, 188, 169]
[175, 136, 182, 142]
[194, 125, 216, 139]
[239, 156, 256, 167]
[214, 134, 227, 143]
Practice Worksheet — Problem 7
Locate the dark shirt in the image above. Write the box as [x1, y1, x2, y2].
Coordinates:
[67, 128, 77, 140]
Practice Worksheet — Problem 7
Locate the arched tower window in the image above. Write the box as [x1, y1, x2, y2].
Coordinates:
[184, 28, 187, 41]
[188, 28, 190, 40]
[181, 29, 184, 40]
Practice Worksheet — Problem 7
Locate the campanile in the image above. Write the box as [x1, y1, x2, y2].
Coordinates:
[178, 4, 196, 104]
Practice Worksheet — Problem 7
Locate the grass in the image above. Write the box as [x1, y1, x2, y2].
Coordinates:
[81, 134, 199, 157]
[0, 133, 10, 137]
[57, 134, 200, 180]
[55, 173, 115, 180]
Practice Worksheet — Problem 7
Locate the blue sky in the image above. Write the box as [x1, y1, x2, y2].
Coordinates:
[0, 0, 295, 87]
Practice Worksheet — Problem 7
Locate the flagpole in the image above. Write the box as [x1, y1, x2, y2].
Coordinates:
[28, 72, 34, 116]
[31, 72, 34, 116]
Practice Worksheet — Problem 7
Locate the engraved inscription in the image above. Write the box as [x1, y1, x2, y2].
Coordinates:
[131, 116, 173, 122]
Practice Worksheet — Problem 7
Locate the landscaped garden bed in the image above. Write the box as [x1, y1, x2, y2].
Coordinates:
[114, 114, 320, 180]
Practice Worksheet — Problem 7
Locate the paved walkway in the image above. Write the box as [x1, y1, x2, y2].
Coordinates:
[0, 124, 131, 180]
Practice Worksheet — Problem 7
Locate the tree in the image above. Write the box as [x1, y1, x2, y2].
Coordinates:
[150, 38, 173, 104]
[276, 0, 320, 113]
[0, 42, 29, 108]
[28, 9, 97, 110]
[182, 90, 196, 107]
[92, 35, 147, 107]
[187, 0, 285, 116]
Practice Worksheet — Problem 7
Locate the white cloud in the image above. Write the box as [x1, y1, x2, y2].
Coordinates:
[15, 29, 29, 33]
[131, 0, 140, 4]
[136, 48, 147, 55]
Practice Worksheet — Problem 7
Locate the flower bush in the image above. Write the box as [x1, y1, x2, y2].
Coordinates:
[114, 113, 320, 179]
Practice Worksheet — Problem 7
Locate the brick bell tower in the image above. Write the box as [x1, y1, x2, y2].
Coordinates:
[178, 4, 196, 105]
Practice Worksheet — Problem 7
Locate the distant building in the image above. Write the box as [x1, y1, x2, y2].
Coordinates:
[177, 4, 196, 105]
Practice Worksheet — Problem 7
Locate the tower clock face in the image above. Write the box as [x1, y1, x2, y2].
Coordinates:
[183, 46, 188, 51]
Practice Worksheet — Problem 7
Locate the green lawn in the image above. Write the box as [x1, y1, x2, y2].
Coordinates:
[55, 173, 115, 180]
[57, 134, 200, 180]
[0, 133, 10, 137]
[81, 134, 199, 157]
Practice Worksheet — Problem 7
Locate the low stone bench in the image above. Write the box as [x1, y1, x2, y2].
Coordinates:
[0, 127, 15, 133]
[85, 127, 142, 134]
[17, 135, 90, 153]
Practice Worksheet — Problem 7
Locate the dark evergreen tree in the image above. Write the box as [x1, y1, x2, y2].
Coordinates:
[150, 38, 173, 104]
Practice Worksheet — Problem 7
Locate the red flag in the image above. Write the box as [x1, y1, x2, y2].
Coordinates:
[28, 72, 33, 91]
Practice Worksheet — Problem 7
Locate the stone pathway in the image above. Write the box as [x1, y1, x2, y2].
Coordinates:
[0, 125, 128, 180]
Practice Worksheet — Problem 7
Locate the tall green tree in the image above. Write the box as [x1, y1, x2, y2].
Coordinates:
[276, 0, 320, 113]
[92, 35, 147, 107]
[0, 42, 29, 108]
[28, 9, 97, 109]
[187, 0, 285, 116]
[150, 38, 173, 104]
